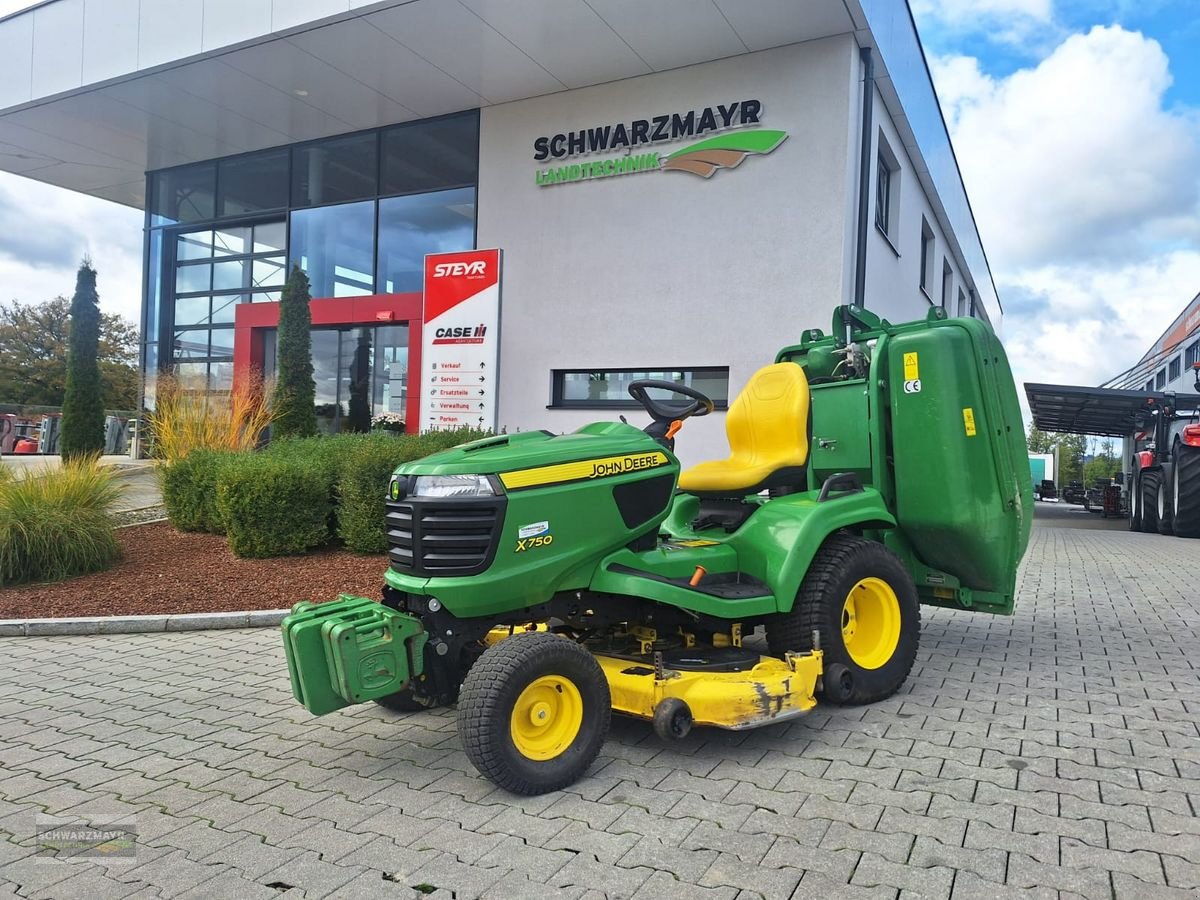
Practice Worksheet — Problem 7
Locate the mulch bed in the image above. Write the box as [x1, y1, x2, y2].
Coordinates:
[0, 521, 388, 619]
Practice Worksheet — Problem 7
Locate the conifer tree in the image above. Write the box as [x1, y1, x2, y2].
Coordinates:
[272, 266, 317, 438]
[60, 259, 105, 458]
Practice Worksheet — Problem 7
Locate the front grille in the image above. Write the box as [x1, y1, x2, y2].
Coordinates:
[385, 498, 505, 577]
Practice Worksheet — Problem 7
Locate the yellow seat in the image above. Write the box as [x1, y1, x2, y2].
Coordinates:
[678, 363, 810, 495]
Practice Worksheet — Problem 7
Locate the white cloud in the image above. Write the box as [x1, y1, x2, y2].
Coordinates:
[934, 26, 1200, 273]
[911, 0, 1056, 46]
[0, 172, 143, 327]
[929, 25, 1200, 421]
[1003, 250, 1200, 391]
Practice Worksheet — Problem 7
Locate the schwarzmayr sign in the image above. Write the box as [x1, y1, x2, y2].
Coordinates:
[533, 99, 787, 186]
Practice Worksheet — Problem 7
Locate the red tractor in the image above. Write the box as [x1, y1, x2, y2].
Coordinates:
[1129, 363, 1200, 537]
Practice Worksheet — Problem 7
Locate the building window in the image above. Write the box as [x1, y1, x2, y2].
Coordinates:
[1145, 379, 1155, 392]
[1156, 369, 1167, 390]
[218, 149, 289, 217]
[150, 163, 215, 226]
[919, 218, 935, 298]
[377, 187, 476, 293]
[1169, 356, 1182, 382]
[289, 200, 376, 297]
[940, 258, 953, 308]
[382, 113, 479, 196]
[551, 367, 730, 409]
[292, 133, 378, 208]
[170, 220, 286, 391]
[956, 287, 967, 318]
[874, 132, 900, 240]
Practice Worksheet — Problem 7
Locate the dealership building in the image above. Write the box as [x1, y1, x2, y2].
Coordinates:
[0, 0, 1000, 462]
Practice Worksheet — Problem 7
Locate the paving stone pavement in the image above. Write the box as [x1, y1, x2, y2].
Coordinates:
[0, 505, 1197, 899]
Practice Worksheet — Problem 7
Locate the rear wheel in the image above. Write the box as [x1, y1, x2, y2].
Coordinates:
[1157, 464, 1175, 535]
[1172, 440, 1200, 538]
[1140, 469, 1161, 532]
[458, 632, 610, 795]
[766, 534, 919, 705]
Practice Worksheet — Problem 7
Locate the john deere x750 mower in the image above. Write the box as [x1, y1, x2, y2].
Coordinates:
[283, 305, 1032, 794]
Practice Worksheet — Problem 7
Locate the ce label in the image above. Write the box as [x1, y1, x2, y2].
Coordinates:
[903, 379, 922, 394]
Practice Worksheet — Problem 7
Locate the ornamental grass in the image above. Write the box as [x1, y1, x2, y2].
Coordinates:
[0, 455, 122, 585]
[147, 372, 275, 462]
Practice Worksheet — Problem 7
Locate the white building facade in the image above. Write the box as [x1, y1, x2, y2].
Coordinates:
[0, 0, 1001, 464]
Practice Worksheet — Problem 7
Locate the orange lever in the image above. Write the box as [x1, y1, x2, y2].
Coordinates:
[666, 419, 683, 440]
[689, 565, 706, 587]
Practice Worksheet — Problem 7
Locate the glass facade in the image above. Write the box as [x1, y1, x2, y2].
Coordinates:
[142, 110, 479, 399]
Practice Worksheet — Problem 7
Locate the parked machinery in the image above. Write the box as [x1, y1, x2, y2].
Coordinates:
[1129, 363, 1200, 537]
[282, 305, 1033, 794]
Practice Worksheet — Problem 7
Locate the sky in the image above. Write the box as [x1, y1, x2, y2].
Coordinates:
[910, 0, 1200, 401]
[1, 0, 1199, 418]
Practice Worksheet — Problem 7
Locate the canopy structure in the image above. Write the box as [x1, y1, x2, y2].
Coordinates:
[1025, 383, 1200, 437]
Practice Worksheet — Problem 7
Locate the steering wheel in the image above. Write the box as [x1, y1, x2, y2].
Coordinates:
[627, 380, 715, 423]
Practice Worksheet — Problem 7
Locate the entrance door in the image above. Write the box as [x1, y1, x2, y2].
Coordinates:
[261, 324, 409, 433]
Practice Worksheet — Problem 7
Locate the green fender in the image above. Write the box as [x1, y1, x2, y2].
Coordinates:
[591, 488, 896, 619]
[727, 488, 896, 614]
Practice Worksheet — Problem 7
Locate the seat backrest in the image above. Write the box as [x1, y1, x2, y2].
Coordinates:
[726, 362, 810, 467]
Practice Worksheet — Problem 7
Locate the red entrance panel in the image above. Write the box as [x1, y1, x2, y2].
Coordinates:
[233, 293, 423, 433]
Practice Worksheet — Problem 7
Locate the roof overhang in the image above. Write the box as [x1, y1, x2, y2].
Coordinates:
[0, 0, 860, 208]
[1025, 382, 1200, 437]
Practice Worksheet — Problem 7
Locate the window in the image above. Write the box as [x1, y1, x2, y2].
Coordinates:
[1145, 379, 1155, 392]
[940, 258, 953, 308]
[289, 200, 376, 297]
[218, 149, 289, 217]
[292, 133, 378, 207]
[1156, 369, 1167, 390]
[382, 112, 479, 196]
[377, 187, 476, 293]
[874, 132, 900, 240]
[170, 220, 286, 390]
[150, 163, 216, 226]
[956, 287, 967, 318]
[919, 218, 935, 298]
[1187, 340, 1200, 369]
[551, 368, 730, 409]
[1169, 356, 1182, 382]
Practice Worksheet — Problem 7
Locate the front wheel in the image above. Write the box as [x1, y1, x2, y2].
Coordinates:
[766, 534, 919, 705]
[458, 633, 610, 795]
[1172, 440, 1200, 538]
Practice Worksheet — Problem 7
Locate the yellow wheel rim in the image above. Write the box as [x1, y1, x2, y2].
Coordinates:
[509, 674, 584, 761]
[841, 577, 901, 670]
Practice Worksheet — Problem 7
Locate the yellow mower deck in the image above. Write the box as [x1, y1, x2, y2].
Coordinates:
[597, 650, 823, 730]
[486, 627, 823, 731]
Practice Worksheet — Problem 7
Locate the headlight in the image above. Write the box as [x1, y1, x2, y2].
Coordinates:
[411, 474, 496, 498]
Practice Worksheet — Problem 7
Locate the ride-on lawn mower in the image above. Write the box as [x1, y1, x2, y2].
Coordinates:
[283, 305, 1032, 794]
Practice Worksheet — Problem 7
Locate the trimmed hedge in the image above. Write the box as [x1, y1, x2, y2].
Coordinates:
[159, 449, 231, 533]
[215, 454, 332, 557]
[162, 429, 490, 557]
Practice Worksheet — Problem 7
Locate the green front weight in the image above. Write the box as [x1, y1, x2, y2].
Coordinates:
[281, 595, 426, 716]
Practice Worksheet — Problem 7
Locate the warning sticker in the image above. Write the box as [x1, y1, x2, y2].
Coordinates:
[963, 407, 977, 437]
[903, 352, 919, 381]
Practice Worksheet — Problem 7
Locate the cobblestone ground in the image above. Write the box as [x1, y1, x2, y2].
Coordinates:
[1, 507, 1197, 899]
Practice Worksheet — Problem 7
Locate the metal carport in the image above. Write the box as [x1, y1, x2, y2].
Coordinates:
[1025, 383, 1200, 437]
